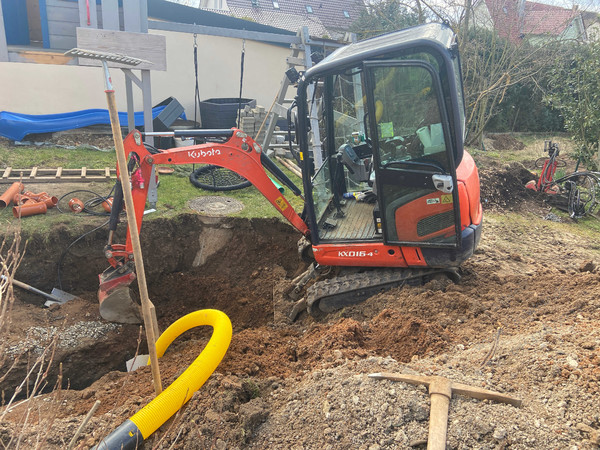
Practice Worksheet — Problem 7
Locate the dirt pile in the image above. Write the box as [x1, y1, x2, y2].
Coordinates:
[487, 134, 526, 151]
[479, 162, 540, 212]
[2, 164, 600, 449]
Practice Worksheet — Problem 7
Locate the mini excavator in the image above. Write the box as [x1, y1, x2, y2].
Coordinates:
[98, 23, 482, 323]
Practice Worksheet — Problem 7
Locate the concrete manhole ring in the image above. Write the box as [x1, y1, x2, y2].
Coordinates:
[188, 196, 244, 216]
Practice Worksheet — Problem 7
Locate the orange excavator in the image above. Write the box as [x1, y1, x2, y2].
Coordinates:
[98, 23, 482, 323]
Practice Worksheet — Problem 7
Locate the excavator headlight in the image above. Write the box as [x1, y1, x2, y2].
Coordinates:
[235, 131, 248, 139]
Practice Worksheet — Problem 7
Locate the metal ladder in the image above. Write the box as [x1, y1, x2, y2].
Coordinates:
[260, 27, 323, 167]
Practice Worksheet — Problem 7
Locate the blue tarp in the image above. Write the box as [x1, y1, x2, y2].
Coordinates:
[0, 106, 183, 141]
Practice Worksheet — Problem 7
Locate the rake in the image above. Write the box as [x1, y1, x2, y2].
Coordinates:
[65, 47, 163, 394]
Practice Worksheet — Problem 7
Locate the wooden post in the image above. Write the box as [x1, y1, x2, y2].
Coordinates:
[105, 86, 162, 396]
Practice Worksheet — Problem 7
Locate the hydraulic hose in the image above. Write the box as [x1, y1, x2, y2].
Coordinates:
[93, 309, 232, 450]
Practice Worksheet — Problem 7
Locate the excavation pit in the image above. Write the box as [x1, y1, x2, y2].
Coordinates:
[1, 162, 599, 449]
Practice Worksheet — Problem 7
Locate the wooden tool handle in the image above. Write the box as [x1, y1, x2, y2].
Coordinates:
[105, 88, 163, 395]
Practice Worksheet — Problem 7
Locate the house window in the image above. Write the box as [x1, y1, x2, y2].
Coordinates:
[273, 1, 280, 8]
[251, 0, 259, 6]
[306, 5, 313, 13]
[343, 10, 350, 18]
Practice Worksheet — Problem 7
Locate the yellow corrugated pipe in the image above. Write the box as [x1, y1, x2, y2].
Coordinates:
[93, 309, 232, 449]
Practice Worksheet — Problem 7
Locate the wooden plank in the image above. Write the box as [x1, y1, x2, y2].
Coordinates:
[48, 35, 77, 51]
[0, 167, 116, 183]
[101, 0, 120, 31]
[0, 177, 115, 184]
[17, 50, 72, 65]
[138, 0, 148, 33]
[46, 1, 79, 20]
[48, 20, 82, 37]
[0, 0, 9, 62]
[123, 0, 142, 32]
[75, 27, 166, 71]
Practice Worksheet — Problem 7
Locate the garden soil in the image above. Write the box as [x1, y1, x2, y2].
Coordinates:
[1, 157, 599, 449]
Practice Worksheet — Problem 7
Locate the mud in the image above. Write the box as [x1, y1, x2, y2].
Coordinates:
[1, 162, 600, 449]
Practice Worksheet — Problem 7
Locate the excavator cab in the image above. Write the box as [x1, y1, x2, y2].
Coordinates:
[296, 23, 481, 268]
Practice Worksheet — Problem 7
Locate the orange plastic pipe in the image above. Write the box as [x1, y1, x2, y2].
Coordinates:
[0, 182, 24, 208]
[43, 195, 59, 208]
[13, 201, 47, 218]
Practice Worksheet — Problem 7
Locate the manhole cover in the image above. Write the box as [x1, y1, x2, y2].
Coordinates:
[188, 196, 244, 216]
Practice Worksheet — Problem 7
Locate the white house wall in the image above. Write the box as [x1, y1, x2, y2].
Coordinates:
[0, 29, 297, 117]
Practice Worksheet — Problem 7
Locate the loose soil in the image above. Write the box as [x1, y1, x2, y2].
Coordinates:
[1, 146, 599, 449]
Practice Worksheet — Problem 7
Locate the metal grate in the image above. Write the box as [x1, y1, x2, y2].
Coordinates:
[417, 210, 455, 237]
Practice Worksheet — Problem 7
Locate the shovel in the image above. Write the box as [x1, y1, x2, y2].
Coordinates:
[1, 275, 79, 307]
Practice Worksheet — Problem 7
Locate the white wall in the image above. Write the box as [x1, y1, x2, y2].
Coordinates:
[0, 29, 298, 117]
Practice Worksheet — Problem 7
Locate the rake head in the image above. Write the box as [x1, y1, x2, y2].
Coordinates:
[64, 48, 151, 66]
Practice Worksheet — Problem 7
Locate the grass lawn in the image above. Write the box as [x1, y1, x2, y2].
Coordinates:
[0, 141, 305, 235]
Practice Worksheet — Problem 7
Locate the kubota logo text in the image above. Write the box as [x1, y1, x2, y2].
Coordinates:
[188, 148, 221, 159]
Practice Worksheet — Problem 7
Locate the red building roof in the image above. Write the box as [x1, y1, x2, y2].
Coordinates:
[483, 0, 580, 43]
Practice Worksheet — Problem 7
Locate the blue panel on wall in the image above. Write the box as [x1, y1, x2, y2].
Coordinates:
[1, 0, 30, 45]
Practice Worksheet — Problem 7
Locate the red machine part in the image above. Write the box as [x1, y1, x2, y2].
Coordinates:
[108, 129, 482, 272]
[312, 151, 481, 268]
[109, 129, 308, 267]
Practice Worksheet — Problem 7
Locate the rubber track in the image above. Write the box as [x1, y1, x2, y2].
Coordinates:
[306, 268, 458, 315]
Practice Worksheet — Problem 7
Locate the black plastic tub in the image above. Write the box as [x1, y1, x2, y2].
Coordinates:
[199, 98, 256, 129]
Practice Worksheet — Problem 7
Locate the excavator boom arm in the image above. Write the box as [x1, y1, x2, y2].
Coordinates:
[120, 129, 309, 254]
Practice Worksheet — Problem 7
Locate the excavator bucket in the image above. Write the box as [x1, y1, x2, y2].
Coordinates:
[98, 266, 141, 324]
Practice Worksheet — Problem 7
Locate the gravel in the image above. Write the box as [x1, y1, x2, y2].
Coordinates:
[6, 321, 120, 355]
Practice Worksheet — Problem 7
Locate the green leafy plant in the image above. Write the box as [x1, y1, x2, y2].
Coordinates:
[546, 43, 600, 170]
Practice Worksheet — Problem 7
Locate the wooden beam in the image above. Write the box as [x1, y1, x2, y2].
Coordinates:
[149, 20, 301, 45]
[148, 20, 346, 49]
[17, 50, 72, 65]
[123, 0, 142, 32]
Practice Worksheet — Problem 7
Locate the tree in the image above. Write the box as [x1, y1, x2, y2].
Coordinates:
[351, 0, 581, 146]
[458, 27, 562, 145]
[350, 0, 420, 40]
[546, 42, 600, 170]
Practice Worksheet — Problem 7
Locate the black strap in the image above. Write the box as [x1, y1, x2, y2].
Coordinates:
[237, 39, 246, 128]
[194, 33, 201, 127]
